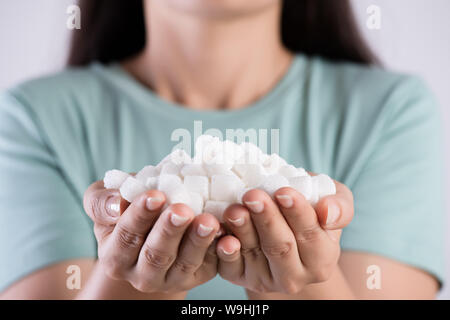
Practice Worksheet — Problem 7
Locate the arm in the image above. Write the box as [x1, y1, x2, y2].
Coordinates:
[246, 252, 439, 300]
[0, 258, 185, 300]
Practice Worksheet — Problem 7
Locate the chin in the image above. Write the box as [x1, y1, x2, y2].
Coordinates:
[158, 0, 280, 19]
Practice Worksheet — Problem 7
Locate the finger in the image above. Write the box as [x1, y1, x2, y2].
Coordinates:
[135, 203, 195, 287]
[166, 213, 220, 284]
[83, 180, 129, 226]
[216, 235, 243, 283]
[274, 187, 339, 273]
[101, 189, 166, 270]
[314, 180, 354, 230]
[242, 190, 303, 282]
[222, 204, 271, 278]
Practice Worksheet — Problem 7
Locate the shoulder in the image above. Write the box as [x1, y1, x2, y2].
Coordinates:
[0, 63, 120, 142]
[1, 63, 114, 113]
[301, 55, 441, 135]
[306, 55, 437, 113]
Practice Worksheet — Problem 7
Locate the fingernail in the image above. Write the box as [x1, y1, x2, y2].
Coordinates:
[245, 201, 264, 213]
[197, 224, 214, 237]
[107, 196, 121, 218]
[326, 203, 340, 225]
[146, 196, 164, 211]
[222, 248, 236, 255]
[170, 212, 189, 227]
[228, 217, 245, 227]
[214, 229, 223, 239]
[276, 195, 293, 208]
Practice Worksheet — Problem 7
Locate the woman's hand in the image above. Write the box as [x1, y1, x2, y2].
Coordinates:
[215, 180, 354, 295]
[83, 180, 220, 294]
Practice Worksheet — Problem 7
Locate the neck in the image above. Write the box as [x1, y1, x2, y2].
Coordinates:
[123, 1, 293, 110]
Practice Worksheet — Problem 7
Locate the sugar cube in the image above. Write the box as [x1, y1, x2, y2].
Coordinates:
[289, 175, 313, 201]
[180, 163, 207, 177]
[160, 162, 181, 176]
[157, 174, 183, 195]
[184, 175, 209, 201]
[314, 174, 336, 198]
[233, 163, 267, 188]
[236, 187, 252, 204]
[166, 185, 191, 206]
[211, 174, 244, 202]
[188, 192, 204, 215]
[204, 200, 231, 222]
[145, 176, 159, 190]
[104, 169, 130, 189]
[259, 174, 290, 197]
[120, 176, 146, 202]
[135, 165, 158, 183]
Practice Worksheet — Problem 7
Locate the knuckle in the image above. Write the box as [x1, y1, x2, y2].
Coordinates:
[102, 262, 123, 280]
[279, 278, 302, 295]
[261, 241, 293, 258]
[131, 279, 154, 293]
[311, 266, 333, 283]
[116, 226, 142, 249]
[241, 246, 264, 260]
[172, 259, 198, 274]
[188, 231, 212, 248]
[251, 281, 273, 294]
[159, 224, 179, 239]
[142, 246, 174, 270]
[294, 225, 325, 244]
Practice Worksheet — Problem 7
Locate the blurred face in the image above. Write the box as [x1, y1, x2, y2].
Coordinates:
[153, 0, 281, 19]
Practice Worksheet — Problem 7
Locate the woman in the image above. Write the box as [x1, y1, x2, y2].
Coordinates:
[0, 0, 444, 299]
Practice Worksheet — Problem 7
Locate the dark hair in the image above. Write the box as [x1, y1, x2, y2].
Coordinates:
[68, 0, 377, 66]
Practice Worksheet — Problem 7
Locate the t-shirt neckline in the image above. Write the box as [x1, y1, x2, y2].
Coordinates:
[92, 54, 306, 121]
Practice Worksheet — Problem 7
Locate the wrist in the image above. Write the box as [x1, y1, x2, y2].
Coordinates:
[76, 262, 187, 300]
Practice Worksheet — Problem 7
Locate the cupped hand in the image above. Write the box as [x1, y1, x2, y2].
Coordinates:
[83, 180, 221, 294]
[215, 179, 354, 295]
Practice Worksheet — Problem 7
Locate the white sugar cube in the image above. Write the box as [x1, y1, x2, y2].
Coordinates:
[108, 135, 337, 214]
[120, 176, 146, 202]
[157, 149, 191, 170]
[278, 165, 301, 179]
[188, 192, 204, 215]
[135, 165, 158, 183]
[211, 174, 244, 202]
[160, 162, 181, 176]
[166, 186, 191, 206]
[180, 163, 207, 177]
[236, 187, 252, 204]
[289, 175, 313, 201]
[260, 174, 290, 197]
[261, 153, 287, 175]
[238, 142, 263, 164]
[233, 163, 267, 188]
[157, 174, 183, 195]
[184, 175, 209, 201]
[314, 174, 336, 198]
[145, 176, 159, 190]
[310, 177, 320, 206]
[195, 135, 219, 155]
[204, 200, 231, 222]
[104, 170, 130, 189]
[204, 163, 234, 177]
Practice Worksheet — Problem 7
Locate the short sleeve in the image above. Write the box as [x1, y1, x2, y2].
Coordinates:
[0, 91, 97, 292]
[340, 76, 446, 284]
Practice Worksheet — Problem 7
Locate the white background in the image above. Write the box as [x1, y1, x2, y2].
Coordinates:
[0, 0, 449, 298]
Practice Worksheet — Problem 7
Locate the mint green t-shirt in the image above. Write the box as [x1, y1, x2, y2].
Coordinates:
[0, 55, 445, 298]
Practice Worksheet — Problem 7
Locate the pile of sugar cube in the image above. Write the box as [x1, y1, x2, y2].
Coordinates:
[103, 135, 336, 221]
